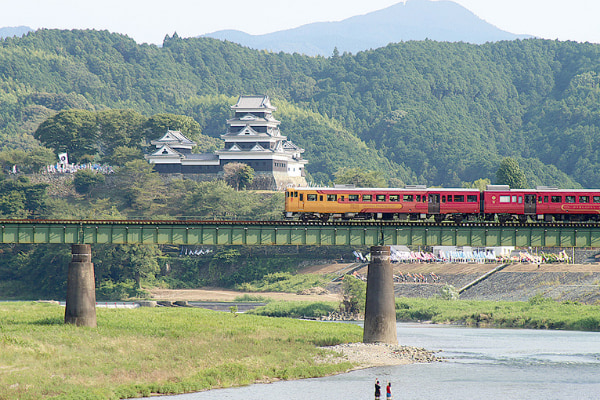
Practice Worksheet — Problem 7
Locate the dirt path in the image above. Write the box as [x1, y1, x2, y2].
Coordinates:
[149, 288, 341, 302]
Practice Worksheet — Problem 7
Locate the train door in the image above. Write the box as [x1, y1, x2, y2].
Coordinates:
[428, 193, 440, 214]
[524, 194, 536, 215]
[296, 192, 304, 210]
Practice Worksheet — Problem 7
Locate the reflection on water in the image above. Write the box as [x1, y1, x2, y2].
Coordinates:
[136, 322, 600, 400]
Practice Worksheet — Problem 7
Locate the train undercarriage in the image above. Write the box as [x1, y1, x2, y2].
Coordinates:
[287, 212, 600, 224]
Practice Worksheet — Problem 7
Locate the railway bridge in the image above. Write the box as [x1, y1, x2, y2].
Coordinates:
[3, 219, 600, 344]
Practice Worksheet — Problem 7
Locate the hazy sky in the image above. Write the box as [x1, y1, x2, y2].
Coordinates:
[1, 0, 598, 45]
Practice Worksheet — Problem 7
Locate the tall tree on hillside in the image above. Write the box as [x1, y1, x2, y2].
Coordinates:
[495, 157, 528, 189]
[96, 109, 145, 156]
[143, 113, 202, 144]
[334, 167, 387, 188]
[34, 110, 98, 163]
[223, 162, 254, 191]
[112, 160, 166, 214]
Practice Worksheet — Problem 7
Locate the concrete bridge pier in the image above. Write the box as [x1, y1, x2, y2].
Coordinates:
[363, 245, 397, 344]
[64, 244, 97, 327]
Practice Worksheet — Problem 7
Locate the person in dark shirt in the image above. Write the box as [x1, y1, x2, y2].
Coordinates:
[374, 379, 381, 399]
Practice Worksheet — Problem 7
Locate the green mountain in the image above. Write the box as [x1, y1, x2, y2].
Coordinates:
[1, 29, 599, 188]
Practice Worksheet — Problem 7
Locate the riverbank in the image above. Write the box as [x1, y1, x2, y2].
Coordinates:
[320, 343, 440, 368]
[0, 302, 436, 400]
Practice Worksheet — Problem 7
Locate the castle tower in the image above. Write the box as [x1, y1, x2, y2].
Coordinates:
[146, 95, 308, 189]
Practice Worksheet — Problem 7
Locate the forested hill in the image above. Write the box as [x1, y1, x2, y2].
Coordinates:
[1, 29, 600, 188]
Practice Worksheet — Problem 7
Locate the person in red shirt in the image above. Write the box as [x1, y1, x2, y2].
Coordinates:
[386, 382, 392, 399]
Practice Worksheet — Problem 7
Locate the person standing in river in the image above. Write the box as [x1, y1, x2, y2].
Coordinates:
[386, 382, 392, 399]
[374, 379, 381, 399]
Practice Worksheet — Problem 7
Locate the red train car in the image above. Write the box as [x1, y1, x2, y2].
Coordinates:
[483, 185, 600, 223]
[285, 186, 481, 222]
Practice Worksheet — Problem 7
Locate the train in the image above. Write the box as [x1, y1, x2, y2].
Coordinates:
[284, 185, 600, 223]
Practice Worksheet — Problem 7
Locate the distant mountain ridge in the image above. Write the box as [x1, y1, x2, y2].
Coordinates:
[0, 26, 33, 39]
[204, 0, 531, 56]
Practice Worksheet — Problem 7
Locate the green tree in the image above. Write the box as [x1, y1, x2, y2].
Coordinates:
[106, 145, 143, 166]
[73, 169, 105, 194]
[334, 167, 387, 188]
[143, 113, 202, 144]
[341, 274, 366, 314]
[93, 244, 161, 289]
[495, 157, 528, 189]
[96, 109, 145, 157]
[463, 178, 491, 191]
[112, 160, 166, 215]
[33, 109, 98, 163]
[0, 176, 48, 217]
[223, 162, 254, 190]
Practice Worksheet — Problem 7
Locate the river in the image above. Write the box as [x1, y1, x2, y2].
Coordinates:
[136, 322, 600, 400]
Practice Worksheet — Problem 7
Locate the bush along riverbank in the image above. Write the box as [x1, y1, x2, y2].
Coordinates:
[247, 295, 600, 332]
[396, 295, 600, 331]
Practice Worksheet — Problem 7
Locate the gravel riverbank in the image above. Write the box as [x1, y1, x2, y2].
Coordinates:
[319, 342, 440, 368]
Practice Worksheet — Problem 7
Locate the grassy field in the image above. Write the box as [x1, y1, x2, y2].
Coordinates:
[0, 302, 361, 400]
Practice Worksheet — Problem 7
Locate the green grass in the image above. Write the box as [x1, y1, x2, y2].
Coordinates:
[396, 295, 600, 331]
[234, 272, 334, 293]
[0, 302, 361, 400]
[248, 301, 339, 318]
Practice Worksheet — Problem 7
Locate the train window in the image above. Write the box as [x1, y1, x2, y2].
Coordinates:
[349, 194, 359, 202]
[376, 194, 386, 202]
[544, 196, 549, 203]
[423, 196, 427, 202]
[594, 196, 600, 203]
[499, 196, 510, 203]
[403, 195, 414, 202]
[579, 196, 589, 203]
[389, 195, 400, 202]
[518, 196, 523, 204]
[340, 196, 345, 201]
[416, 195, 421, 202]
[299, 194, 303, 201]
[293, 192, 298, 198]
[566, 196, 576, 203]
[551, 196, 561, 203]
[362, 194, 372, 201]
[467, 195, 478, 202]
[447, 196, 453, 202]
[442, 196, 446, 203]
[454, 195, 464, 202]
[285, 191, 289, 197]
[511, 196, 517, 203]
[307, 194, 317, 201]
[320, 195, 323, 201]
[327, 194, 337, 201]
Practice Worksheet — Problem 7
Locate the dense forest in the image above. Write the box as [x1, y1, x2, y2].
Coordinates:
[0, 29, 598, 187]
[1, 29, 600, 298]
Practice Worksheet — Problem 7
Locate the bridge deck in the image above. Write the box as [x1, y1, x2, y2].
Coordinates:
[1, 219, 600, 247]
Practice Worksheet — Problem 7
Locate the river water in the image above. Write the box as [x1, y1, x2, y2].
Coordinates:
[137, 322, 600, 400]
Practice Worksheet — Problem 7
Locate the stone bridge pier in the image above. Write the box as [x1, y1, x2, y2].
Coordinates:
[64, 244, 97, 327]
[363, 245, 397, 344]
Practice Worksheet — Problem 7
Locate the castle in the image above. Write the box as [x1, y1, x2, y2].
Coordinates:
[145, 95, 308, 189]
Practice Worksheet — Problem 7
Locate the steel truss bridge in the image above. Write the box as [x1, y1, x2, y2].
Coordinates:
[2, 219, 600, 247]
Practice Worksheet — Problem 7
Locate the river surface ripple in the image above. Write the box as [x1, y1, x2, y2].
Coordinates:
[136, 322, 600, 400]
